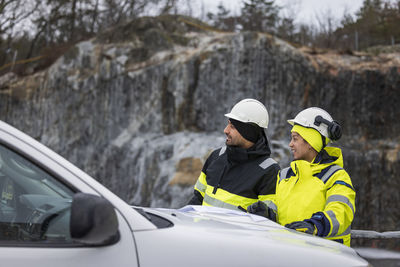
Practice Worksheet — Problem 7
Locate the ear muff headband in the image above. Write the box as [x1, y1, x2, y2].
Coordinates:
[314, 115, 342, 141]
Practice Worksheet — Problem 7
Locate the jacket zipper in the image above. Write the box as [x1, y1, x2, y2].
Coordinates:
[213, 165, 228, 194]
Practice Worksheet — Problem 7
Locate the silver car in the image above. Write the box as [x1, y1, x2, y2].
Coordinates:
[0, 120, 369, 266]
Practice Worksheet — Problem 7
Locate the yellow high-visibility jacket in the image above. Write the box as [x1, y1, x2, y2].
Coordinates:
[275, 147, 355, 246]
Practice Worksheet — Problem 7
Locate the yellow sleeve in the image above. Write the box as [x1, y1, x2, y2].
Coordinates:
[194, 171, 207, 197]
[323, 169, 356, 237]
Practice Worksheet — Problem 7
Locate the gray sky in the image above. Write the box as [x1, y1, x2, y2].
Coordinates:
[200, 0, 365, 26]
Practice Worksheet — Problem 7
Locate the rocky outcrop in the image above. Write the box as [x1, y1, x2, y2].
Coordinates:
[0, 15, 399, 237]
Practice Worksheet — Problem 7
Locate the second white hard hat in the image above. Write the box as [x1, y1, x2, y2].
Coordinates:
[288, 107, 342, 141]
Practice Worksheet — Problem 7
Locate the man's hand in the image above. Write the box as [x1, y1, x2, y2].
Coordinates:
[285, 221, 317, 235]
[247, 201, 276, 222]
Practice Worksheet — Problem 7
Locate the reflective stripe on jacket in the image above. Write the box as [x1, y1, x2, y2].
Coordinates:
[275, 147, 355, 246]
[194, 142, 280, 211]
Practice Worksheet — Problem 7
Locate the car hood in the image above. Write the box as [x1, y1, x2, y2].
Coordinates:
[134, 205, 369, 267]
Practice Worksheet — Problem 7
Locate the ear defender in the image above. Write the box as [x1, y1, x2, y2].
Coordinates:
[314, 115, 342, 141]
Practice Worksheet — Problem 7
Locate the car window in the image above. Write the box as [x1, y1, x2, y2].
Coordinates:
[0, 144, 75, 245]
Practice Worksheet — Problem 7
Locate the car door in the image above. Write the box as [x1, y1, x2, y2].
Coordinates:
[0, 125, 139, 267]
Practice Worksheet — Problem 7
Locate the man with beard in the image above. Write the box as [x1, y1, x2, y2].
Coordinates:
[187, 99, 280, 212]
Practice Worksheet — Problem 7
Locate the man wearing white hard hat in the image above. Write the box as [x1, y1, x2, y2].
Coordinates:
[188, 99, 280, 212]
[248, 107, 355, 246]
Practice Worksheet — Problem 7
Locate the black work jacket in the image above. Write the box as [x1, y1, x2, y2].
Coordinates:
[189, 134, 280, 206]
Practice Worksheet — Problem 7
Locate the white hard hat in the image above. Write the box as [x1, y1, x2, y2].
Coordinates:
[225, 98, 269, 129]
[288, 107, 342, 141]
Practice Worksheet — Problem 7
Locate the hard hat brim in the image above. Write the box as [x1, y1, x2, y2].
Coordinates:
[287, 119, 295, 126]
[225, 112, 245, 123]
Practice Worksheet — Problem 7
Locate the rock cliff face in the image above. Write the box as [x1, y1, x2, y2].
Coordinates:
[1, 15, 399, 235]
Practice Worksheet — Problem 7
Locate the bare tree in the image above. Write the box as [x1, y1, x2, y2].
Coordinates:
[160, 0, 179, 14]
[314, 9, 338, 48]
[0, 0, 38, 37]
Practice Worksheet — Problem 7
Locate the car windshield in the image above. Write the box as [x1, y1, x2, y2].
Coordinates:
[0, 145, 74, 197]
[0, 144, 75, 243]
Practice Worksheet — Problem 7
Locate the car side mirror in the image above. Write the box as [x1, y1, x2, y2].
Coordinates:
[70, 193, 120, 246]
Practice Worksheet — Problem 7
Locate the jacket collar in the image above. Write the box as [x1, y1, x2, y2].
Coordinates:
[226, 134, 271, 164]
[312, 147, 343, 167]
